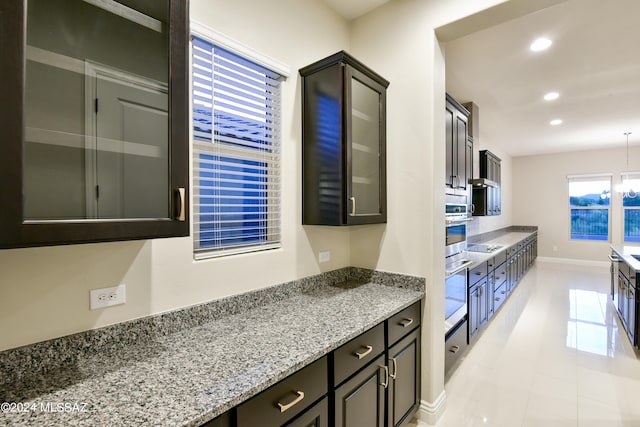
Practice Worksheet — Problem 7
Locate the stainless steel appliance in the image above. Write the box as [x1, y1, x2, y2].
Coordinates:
[445, 195, 473, 336]
[445, 200, 472, 257]
[467, 243, 503, 253]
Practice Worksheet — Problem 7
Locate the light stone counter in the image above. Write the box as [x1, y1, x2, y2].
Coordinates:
[0, 268, 424, 427]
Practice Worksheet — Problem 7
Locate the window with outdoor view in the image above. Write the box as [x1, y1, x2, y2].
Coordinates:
[622, 173, 640, 242]
[568, 175, 611, 241]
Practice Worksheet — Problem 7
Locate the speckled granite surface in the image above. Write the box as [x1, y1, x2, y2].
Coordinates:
[0, 268, 424, 427]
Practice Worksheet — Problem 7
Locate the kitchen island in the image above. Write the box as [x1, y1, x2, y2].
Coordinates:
[610, 245, 640, 348]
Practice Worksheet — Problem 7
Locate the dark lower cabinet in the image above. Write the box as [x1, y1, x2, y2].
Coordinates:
[287, 397, 329, 427]
[444, 320, 467, 377]
[387, 329, 420, 427]
[200, 301, 422, 427]
[334, 354, 386, 427]
[468, 278, 488, 342]
[201, 411, 232, 427]
[236, 357, 328, 427]
[466, 234, 537, 345]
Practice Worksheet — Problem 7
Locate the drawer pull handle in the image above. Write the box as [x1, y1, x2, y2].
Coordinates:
[354, 345, 373, 359]
[379, 365, 389, 388]
[276, 390, 305, 413]
[389, 357, 398, 379]
[400, 318, 414, 328]
[449, 345, 460, 354]
[495, 297, 501, 302]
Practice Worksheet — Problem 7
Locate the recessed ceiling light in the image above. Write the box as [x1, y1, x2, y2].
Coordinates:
[550, 119, 563, 126]
[530, 37, 552, 52]
[544, 92, 559, 101]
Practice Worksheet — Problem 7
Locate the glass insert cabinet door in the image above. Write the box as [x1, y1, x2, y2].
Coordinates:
[0, 0, 189, 249]
[347, 70, 384, 219]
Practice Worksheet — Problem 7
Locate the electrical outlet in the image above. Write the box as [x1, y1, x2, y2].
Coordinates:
[90, 284, 126, 310]
[319, 251, 331, 263]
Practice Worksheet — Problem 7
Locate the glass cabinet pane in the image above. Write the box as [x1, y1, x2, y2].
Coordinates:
[350, 77, 381, 216]
[24, 0, 169, 221]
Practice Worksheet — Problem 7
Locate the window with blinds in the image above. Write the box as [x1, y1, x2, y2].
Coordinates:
[192, 35, 283, 257]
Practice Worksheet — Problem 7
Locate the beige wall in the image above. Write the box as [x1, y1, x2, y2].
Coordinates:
[1, 0, 544, 423]
[0, 0, 353, 353]
[348, 0, 512, 419]
[512, 146, 640, 262]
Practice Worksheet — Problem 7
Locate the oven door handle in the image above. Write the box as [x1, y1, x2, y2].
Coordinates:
[446, 218, 474, 225]
[446, 260, 474, 276]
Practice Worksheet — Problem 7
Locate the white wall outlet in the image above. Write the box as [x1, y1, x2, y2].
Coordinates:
[90, 284, 126, 310]
[319, 251, 331, 263]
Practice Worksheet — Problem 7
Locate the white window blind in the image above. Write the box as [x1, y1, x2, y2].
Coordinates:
[192, 35, 283, 258]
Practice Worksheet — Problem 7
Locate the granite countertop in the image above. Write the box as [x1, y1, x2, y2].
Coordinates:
[611, 245, 640, 271]
[0, 280, 423, 427]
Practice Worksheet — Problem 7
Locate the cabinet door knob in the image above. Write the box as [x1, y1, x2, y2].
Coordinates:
[354, 345, 373, 359]
[349, 196, 356, 216]
[400, 318, 414, 328]
[276, 390, 305, 413]
[449, 345, 460, 354]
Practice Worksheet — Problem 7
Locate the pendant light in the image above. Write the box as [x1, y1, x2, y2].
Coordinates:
[617, 132, 637, 198]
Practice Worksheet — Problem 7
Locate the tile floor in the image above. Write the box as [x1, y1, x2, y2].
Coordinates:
[412, 260, 640, 427]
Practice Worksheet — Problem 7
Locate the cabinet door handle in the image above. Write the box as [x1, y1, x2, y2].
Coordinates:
[389, 357, 398, 379]
[349, 196, 356, 216]
[495, 297, 501, 302]
[354, 345, 373, 359]
[449, 345, 460, 354]
[176, 187, 186, 221]
[379, 365, 389, 388]
[276, 390, 305, 413]
[400, 318, 414, 328]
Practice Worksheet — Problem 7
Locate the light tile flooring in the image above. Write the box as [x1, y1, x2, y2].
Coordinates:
[413, 260, 640, 427]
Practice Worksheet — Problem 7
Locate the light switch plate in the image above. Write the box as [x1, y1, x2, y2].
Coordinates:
[90, 284, 126, 310]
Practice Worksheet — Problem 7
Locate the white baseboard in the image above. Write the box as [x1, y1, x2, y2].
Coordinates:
[416, 390, 447, 425]
[536, 256, 609, 268]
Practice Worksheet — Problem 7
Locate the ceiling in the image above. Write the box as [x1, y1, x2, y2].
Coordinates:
[324, 0, 640, 158]
[322, 0, 392, 20]
[445, 0, 640, 157]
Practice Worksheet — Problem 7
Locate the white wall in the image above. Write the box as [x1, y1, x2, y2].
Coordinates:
[0, 0, 353, 352]
[512, 146, 640, 262]
[348, 0, 512, 420]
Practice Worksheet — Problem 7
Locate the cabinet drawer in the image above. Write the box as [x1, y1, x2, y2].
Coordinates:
[333, 323, 385, 386]
[494, 262, 508, 287]
[445, 320, 467, 377]
[493, 283, 507, 312]
[237, 356, 328, 427]
[387, 301, 421, 345]
[469, 262, 488, 285]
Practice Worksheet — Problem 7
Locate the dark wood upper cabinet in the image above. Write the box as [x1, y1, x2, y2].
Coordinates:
[445, 94, 471, 196]
[0, 0, 189, 249]
[472, 150, 501, 216]
[300, 51, 389, 226]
